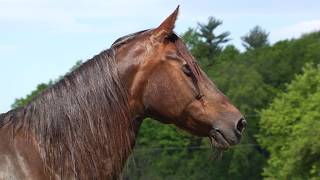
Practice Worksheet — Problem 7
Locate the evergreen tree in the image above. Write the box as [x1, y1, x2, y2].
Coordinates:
[197, 17, 230, 62]
[182, 17, 230, 68]
[241, 26, 269, 50]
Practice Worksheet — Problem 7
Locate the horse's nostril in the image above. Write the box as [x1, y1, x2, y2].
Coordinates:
[236, 118, 247, 134]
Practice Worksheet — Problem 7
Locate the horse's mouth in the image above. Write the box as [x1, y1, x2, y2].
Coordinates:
[209, 129, 231, 150]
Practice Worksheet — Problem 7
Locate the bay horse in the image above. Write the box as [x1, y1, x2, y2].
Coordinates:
[0, 6, 246, 180]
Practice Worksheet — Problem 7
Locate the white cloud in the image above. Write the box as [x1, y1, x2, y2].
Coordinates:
[271, 20, 320, 41]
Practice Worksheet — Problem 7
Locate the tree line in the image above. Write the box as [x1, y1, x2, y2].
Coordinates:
[11, 17, 320, 179]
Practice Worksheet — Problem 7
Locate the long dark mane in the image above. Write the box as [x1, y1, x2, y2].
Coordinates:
[1, 48, 136, 179]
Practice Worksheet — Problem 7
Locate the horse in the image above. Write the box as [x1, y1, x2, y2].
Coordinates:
[0, 6, 246, 180]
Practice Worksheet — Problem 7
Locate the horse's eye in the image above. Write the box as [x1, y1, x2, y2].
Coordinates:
[182, 64, 192, 77]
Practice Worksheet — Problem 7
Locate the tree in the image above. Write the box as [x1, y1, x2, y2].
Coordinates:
[69, 60, 83, 72]
[11, 83, 50, 109]
[241, 26, 269, 50]
[253, 31, 320, 90]
[258, 63, 320, 179]
[197, 17, 230, 60]
[182, 17, 230, 68]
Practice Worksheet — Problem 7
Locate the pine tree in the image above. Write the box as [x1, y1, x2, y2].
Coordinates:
[241, 26, 269, 50]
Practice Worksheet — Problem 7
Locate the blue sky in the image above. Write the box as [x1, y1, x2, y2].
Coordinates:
[1, 0, 320, 113]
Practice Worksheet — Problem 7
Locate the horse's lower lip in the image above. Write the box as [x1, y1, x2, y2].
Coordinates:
[210, 130, 230, 149]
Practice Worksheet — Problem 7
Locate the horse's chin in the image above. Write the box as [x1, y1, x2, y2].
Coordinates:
[209, 136, 231, 150]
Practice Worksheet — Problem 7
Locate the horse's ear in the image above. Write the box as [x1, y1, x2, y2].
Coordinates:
[153, 5, 179, 40]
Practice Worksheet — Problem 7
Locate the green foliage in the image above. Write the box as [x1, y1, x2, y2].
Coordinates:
[181, 17, 230, 68]
[258, 63, 320, 179]
[197, 17, 230, 58]
[11, 83, 50, 109]
[70, 60, 83, 72]
[253, 32, 320, 90]
[241, 26, 269, 50]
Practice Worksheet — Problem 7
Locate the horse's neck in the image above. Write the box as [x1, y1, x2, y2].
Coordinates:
[0, 100, 142, 179]
[0, 57, 141, 179]
[114, 115, 143, 168]
[0, 48, 145, 178]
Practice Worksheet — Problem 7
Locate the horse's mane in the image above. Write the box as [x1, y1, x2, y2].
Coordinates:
[2, 48, 136, 179]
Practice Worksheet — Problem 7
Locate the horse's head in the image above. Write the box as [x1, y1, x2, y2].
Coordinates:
[114, 6, 246, 149]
